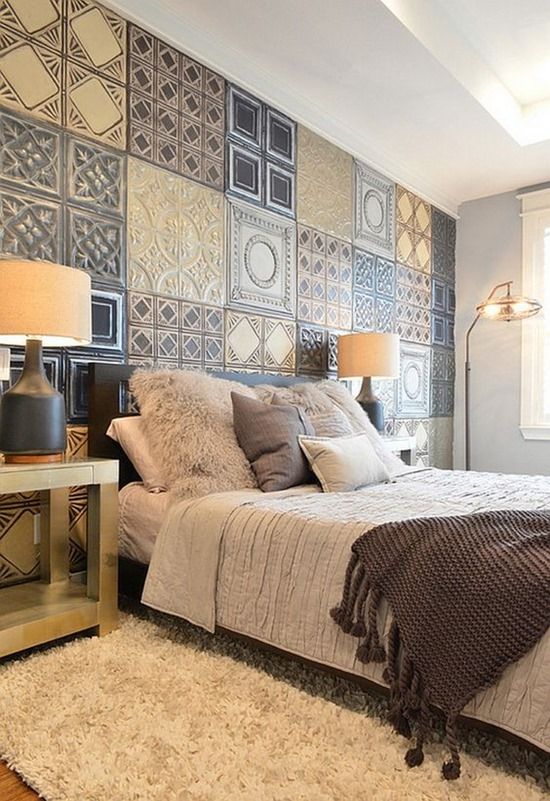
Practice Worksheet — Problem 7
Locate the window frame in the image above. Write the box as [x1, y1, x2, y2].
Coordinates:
[519, 187, 550, 440]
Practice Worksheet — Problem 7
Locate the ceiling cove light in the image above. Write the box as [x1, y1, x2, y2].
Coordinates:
[379, 0, 550, 145]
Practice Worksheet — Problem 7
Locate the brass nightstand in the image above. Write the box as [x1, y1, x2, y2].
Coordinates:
[0, 458, 119, 658]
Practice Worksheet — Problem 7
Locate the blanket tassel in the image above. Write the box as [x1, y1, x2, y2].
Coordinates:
[442, 714, 461, 780]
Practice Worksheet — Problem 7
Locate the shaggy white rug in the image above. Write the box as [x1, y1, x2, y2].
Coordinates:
[0, 614, 545, 801]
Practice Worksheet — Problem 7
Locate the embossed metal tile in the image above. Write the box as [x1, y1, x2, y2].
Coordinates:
[354, 161, 395, 258]
[297, 223, 351, 329]
[225, 310, 295, 374]
[128, 24, 224, 190]
[127, 158, 224, 304]
[226, 84, 296, 215]
[227, 199, 296, 317]
[0, 188, 62, 261]
[0, 110, 61, 194]
[397, 342, 430, 418]
[297, 126, 352, 240]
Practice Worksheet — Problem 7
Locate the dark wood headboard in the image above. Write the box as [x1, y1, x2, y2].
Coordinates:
[87, 363, 313, 488]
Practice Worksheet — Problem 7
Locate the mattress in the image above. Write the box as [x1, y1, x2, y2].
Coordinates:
[118, 482, 170, 564]
[141, 468, 550, 751]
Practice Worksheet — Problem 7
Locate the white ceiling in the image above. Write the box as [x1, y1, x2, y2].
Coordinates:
[104, 0, 550, 214]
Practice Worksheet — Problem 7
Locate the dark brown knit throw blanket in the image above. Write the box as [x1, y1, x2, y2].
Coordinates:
[330, 509, 550, 779]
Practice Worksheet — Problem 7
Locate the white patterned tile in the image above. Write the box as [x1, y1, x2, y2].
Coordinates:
[354, 161, 395, 258]
[227, 199, 295, 317]
[127, 158, 224, 303]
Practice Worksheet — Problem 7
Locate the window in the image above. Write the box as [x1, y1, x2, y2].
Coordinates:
[519, 188, 550, 439]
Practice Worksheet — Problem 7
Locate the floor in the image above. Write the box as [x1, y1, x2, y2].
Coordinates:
[0, 763, 37, 800]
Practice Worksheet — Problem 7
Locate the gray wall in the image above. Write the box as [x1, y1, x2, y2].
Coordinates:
[454, 191, 549, 473]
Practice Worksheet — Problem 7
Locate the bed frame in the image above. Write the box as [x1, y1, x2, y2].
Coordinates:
[87, 362, 318, 602]
[86, 363, 544, 755]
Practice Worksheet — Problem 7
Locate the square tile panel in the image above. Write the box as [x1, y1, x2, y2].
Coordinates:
[66, 206, 124, 286]
[226, 85, 296, 215]
[128, 24, 224, 190]
[297, 125, 352, 240]
[66, 135, 124, 216]
[227, 84, 262, 149]
[227, 141, 261, 203]
[227, 199, 296, 317]
[265, 107, 296, 167]
[91, 288, 124, 351]
[297, 324, 325, 375]
[0, 188, 62, 261]
[397, 342, 430, 418]
[225, 310, 295, 374]
[265, 160, 294, 217]
[297, 224, 352, 329]
[0, 0, 63, 53]
[0, 109, 61, 195]
[354, 161, 395, 258]
[127, 292, 224, 370]
[66, 0, 126, 84]
[127, 158, 224, 304]
[65, 350, 124, 422]
[0, 29, 62, 125]
[65, 60, 126, 149]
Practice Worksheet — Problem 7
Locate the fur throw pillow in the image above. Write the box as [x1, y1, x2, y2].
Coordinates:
[253, 383, 353, 438]
[130, 369, 258, 499]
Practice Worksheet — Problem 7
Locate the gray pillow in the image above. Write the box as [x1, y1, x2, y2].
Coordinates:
[231, 392, 315, 492]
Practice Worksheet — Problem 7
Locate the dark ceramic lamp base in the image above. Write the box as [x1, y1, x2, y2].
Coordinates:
[356, 376, 385, 433]
[0, 338, 66, 464]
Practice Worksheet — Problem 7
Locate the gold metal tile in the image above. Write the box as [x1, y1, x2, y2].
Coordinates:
[297, 125, 352, 241]
[414, 198, 432, 238]
[414, 234, 431, 274]
[127, 158, 224, 303]
[396, 223, 415, 267]
[66, 61, 126, 148]
[0, 31, 62, 124]
[66, 0, 126, 83]
[0, 0, 63, 52]
[396, 186, 414, 227]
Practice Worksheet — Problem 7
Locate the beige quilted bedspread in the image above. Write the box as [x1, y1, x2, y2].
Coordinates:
[142, 468, 550, 751]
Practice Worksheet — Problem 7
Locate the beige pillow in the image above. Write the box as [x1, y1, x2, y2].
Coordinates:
[130, 370, 257, 500]
[316, 380, 406, 475]
[299, 433, 390, 492]
[106, 416, 166, 492]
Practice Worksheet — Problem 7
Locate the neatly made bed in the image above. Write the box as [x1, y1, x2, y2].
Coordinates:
[87, 363, 550, 755]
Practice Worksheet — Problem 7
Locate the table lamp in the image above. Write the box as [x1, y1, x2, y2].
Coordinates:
[465, 280, 541, 470]
[338, 332, 400, 432]
[0, 259, 91, 463]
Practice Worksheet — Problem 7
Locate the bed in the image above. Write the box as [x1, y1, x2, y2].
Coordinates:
[87, 363, 550, 756]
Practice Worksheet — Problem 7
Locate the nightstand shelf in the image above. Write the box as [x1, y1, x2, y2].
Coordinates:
[0, 458, 119, 659]
[381, 435, 417, 466]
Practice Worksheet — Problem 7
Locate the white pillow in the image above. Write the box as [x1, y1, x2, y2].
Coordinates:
[298, 433, 390, 493]
[106, 417, 166, 493]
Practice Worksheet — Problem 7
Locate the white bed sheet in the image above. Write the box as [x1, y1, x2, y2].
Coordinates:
[118, 482, 170, 564]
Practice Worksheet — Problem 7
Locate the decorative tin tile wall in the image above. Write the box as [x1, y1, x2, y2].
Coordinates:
[227, 199, 296, 317]
[128, 25, 224, 190]
[0, 0, 457, 584]
[354, 161, 395, 258]
[397, 342, 430, 418]
[0, 0, 127, 147]
[225, 310, 295, 374]
[297, 126, 352, 240]
[226, 85, 296, 217]
[352, 248, 396, 334]
[127, 158, 223, 303]
[297, 224, 352, 329]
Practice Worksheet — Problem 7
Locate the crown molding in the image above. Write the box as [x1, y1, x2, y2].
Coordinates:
[102, 0, 460, 216]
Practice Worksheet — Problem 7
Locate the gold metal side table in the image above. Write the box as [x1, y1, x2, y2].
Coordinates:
[0, 458, 119, 658]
